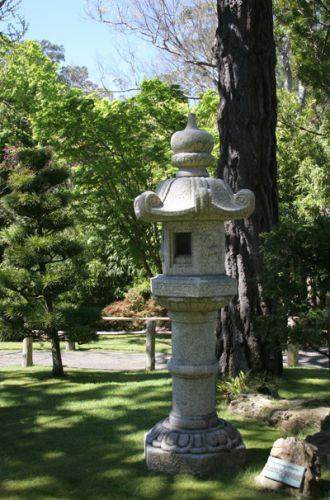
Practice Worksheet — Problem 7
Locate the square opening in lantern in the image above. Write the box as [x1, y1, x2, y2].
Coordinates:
[174, 232, 192, 264]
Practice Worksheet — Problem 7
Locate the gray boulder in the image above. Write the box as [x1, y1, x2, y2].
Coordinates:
[255, 437, 320, 498]
[229, 394, 330, 433]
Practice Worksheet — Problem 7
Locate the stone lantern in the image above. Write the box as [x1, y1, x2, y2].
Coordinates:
[134, 114, 255, 476]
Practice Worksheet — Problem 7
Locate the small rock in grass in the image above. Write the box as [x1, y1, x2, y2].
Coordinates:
[255, 437, 320, 498]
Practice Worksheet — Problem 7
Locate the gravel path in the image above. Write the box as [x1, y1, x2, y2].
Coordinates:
[0, 349, 170, 371]
[283, 350, 328, 369]
[0, 349, 329, 371]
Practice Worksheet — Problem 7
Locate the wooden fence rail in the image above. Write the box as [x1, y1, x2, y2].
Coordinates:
[100, 317, 171, 371]
[21, 317, 171, 371]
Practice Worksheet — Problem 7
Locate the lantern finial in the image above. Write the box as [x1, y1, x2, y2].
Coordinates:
[171, 113, 214, 176]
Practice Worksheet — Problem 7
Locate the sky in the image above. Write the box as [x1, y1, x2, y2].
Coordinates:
[19, 0, 158, 90]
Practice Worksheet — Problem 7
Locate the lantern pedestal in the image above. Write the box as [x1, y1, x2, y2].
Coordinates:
[144, 274, 245, 475]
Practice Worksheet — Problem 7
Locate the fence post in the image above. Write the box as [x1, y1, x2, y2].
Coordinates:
[22, 337, 33, 367]
[287, 343, 299, 367]
[65, 340, 76, 351]
[146, 320, 156, 371]
[287, 316, 299, 367]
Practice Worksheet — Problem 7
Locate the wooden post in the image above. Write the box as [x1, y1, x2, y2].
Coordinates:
[146, 320, 156, 371]
[22, 337, 33, 367]
[287, 316, 299, 367]
[287, 343, 299, 367]
[65, 340, 76, 351]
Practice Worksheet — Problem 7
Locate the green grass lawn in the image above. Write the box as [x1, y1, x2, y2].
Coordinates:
[0, 334, 172, 354]
[0, 366, 329, 500]
[277, 367, 330, 400]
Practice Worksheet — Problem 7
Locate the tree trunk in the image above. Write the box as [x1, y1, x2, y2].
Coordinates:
[51, 333, 64, 377]
[44, 290, 64, 377]
[214, 0, 282, 375]
[281, 36, 293, 92]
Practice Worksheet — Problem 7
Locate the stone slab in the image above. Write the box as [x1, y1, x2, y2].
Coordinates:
[151, 274, 237, 298]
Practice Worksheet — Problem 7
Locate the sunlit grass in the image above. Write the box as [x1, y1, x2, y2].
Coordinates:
[277, 367, 330, 400]
[0, 340, 51, 350]
[0, 366, 329, 499]
[0, 333, 172, 354]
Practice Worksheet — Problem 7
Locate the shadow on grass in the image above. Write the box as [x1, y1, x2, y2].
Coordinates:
[0, 367, 329, 500]
[0, 368, 174, 499]
[278, 368, 330, 400]
[1, 368, 170, 384]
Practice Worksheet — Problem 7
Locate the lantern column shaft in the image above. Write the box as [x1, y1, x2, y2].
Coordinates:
[168, 310, 218, 430]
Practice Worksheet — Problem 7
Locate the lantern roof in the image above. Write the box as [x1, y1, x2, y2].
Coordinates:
[134, 114, 255, 222]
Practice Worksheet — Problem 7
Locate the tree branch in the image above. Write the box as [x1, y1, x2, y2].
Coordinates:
[321, 23, 330, 60]
[278, 119, 325, 137]
[317, 0, 329, 13]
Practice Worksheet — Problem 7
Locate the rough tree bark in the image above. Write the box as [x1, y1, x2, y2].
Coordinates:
[51, 333, 64, 378]
[214, 0, 282, 375]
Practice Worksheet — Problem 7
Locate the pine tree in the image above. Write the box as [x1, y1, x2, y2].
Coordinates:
[0, 147, 99, 377]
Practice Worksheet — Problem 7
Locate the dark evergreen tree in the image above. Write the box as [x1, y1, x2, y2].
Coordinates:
[0, 147, 99, 377]
[259, 214, 330, 367]
[214, 0, 281, 375]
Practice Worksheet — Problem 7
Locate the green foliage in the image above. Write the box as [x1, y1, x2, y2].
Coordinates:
[0, 40, 189, 287]
[193, 89, 219, 176]
[72, 233, 133, 308]
[70, 78, 188, 278]
[274, 0, 330, 97]
[132, 277, 153, 300]
[260, 84, 330, 357]
[259, 214, 330, 353]
[0, 148, 100, 371]
[0, 40, 60, 153]
[0, 38, 222, 299]
[277, 90, 329, 216]
[218, 371, 251, 400]
[1, 36, 327, 363]
[218, 371, 279, 402]
[290, 307, 329, 349]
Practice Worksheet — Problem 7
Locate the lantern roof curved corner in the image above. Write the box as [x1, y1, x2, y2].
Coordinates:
[134, 113, 255, 223]
[134, 177, 255, 222]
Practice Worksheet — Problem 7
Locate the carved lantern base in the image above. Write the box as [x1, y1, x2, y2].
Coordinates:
[145, 417, 245, 476]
